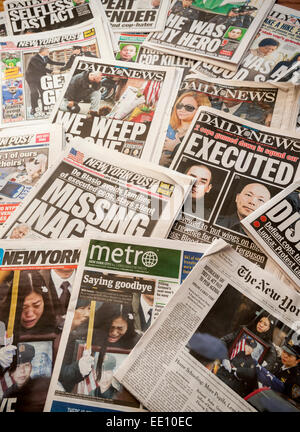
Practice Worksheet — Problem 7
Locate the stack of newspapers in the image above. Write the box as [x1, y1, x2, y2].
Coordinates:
[0, 0, 300, 414]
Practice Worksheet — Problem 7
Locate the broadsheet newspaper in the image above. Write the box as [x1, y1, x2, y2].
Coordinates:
[156, 71, 299, 168]
[143, 0, 275, 71]
[44, 232, 208, 412]
[116, 239, 300, 412]
[0, 124, 63, 224]
[241, 179, 300, 292]
[0, 142, 193, 241]
[50, 57, 183, 161]
[0, 238, 81, 412]
[100, 0, 171, 32]
[0, 23, 113, 127]
[166, 106, 300, 269]
[4, 0, 108, 35]
[192, 4, 300, 82]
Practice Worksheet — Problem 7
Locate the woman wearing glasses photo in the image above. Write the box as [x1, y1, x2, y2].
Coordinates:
[159, 91, 211, 167]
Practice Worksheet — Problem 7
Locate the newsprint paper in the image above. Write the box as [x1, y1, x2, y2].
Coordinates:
[0, 23, 113, 127]
[115, 239, 300, 412]
[165, 107, 300, 269]
[143, 0, 275, 71]
[0, 124, 63, 224]
[44, 232, 208, 412]
[242, 179, 300, 292]
[156, 71, 299, 168]
[0, 238, 81, 412]
[50, 57, 183, 161]
[0, 142, 194, 241]
[100, 0, 171, 33]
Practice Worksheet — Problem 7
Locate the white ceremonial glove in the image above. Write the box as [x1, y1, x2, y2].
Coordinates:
[0, 345, 17, 369]
[78, 350, 94, 377]
[222, 359, 232, 373]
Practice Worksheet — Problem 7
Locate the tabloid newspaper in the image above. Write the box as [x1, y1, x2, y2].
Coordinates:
[100, 0, 171, 33]
[0, 141, 194, 241]
[192, 4, 300, 83]
[4, 0, 108, 35]
[143, 0, 275, 72]
[155, 71, 299, 168]
[241, 179, 300, 292]
[50, 57, 183, 161]
[0, 238, 81, 412]
[115, 239, 300, 412]
[0, 11, 7, 35]
[165, 106, 300, 269]
[0, 124, 63, 225]
[44, 232, 208, 412]
[0, 23, 114, 127]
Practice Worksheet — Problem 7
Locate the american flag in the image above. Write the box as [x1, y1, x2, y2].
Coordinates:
[230, 338, 246, 360]
[143, 80, 161, 106]
[0, 372, 14, 398]
[68, 148, 84, 164]
[77, 370, 98, 395]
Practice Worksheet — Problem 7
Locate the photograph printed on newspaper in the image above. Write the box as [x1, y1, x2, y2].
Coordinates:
[143, 0, 275, 70]
[165, 106, 300, 269]
[100, 0, 171, 32]
[155, 71, 299, 168]
[50, 57, 183, 160]
[0, 142, 194, 241]
[0, 11, 7, 36]
[115, 239, 300, 412]
[0, 238, 81, 412]
[0, 23, 113, 126]
[0, 124, 63, 225]
[44, 232, 208, 412]
[242, 179, 300, 292]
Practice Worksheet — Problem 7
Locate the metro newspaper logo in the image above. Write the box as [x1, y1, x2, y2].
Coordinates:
[86, 239, 181, 278]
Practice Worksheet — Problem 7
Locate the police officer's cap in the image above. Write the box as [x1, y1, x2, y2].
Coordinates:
[188, 333, 228, 361]
[18, 343, 35, 364]
[72, 46, 81, 51]
[245, 337, 257, 349]
[282, 337, 300, 358]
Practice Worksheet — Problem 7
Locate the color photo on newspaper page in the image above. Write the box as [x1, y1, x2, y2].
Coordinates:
[0, 239, 81, 412]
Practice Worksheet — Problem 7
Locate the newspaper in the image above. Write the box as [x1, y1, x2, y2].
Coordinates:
[165, 106, 300, 269]
[241, 179, 300, 292]
[0, 141, 194, 241]
[44, 232, 208, 412]
[100, 0, 171, 33]
[0, 238, 81, 412]
[116, 239, 300, 412]
[143, 0, 275, 72]
[155, 71, 299, 168]
[4, 0, 108, 35]
[0, 124, 63, 225]
[50, 56, 183, 161]
[192, 4, 300, 82]
[0, 11, 7, 35]
[0, 23, 114, 127]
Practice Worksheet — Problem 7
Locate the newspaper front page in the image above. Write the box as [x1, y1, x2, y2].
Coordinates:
[0, 124, 63, 225]
[116, 239, 300, 412]
[0, 238, 81, 412]
[100, 0, 171, 33]
[192, 4, 300, 82]
[143, 0, 275, 71]
[166, 106, 300, 269]
[0, 142, 194, 241]
[0, 23, 113, 127]
[155, 71, 299, 167]
[44, 232, 208, 412]
[50, 56, 183, 161]
[242, 179, 300, 292]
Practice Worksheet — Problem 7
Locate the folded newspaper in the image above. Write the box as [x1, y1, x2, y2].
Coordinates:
[100, 0, 171, 33]
[0, 124, 63, 224]
[164, 106, 300, 269]
[43, 232, 208, 412]
[0, 142, 194, 241]
[0, 23, 113, 127]
[155, 71, 299, 168]
[115, 239, 300, 412]
[50, 56, 183, 160]
[241, 179, 300, 292]
[143, 0, 275, 71]
[0, 238, 81, 412]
